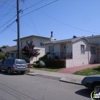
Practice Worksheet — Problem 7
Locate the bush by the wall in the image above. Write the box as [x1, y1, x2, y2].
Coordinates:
[42, 59, 66, 68]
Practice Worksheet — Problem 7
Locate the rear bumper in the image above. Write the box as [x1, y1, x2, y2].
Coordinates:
[12, 68, 28, 72]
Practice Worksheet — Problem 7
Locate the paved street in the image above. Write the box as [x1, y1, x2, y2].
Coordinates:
[0, 72, 91, 100]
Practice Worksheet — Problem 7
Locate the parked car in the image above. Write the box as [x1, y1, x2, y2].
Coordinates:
[81, 75, 100, 90]
[0, 58, 28, 75]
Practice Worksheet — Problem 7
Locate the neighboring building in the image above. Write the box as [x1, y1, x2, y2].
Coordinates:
[13, 35, 50, 63]
[45, 35, 99, 68]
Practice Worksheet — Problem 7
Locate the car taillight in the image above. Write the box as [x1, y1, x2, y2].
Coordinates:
[26, 66, 28, 68]
[13, 65, 16, 69]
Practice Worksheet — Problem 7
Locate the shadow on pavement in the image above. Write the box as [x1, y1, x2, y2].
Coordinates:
[75, 88, 92, 98]
[0, 71, 24, 76]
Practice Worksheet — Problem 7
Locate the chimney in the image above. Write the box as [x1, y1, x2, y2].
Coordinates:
[50, 31, 54, 41]
[51, 31, 53, 37]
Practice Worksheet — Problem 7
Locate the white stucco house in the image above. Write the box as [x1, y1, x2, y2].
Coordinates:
[11, 35, 50, 63]
[45, 34, 100, 68]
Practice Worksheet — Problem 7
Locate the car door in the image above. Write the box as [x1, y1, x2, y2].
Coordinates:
[3, 59, 9, 70]
[1, 59, 8, 70]
[4, 59, 12, 70]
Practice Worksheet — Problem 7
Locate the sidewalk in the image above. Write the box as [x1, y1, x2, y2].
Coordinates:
[59, 64, 100, 74]
[26, 68, 85, 85]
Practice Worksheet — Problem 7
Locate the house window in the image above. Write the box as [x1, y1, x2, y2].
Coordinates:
[81, 45, 85, 54]
[11, 53, 14, 58]
[26, 40, 30, 44]
[40, 40, 44, 46]
[49, 46, 54, 53]
[90, 46, 96, 54]
[20, 41, 23, 47]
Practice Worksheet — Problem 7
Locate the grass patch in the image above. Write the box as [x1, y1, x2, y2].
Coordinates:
[74, 66, 100, 76]
[33, 67, 62, 72]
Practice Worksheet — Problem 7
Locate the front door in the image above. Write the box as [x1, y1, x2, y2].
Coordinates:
[60, 43, 66, 58]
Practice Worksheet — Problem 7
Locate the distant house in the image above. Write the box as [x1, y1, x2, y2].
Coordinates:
[45, 34, 100, 68]
[13, 35, 50, 63]
[0, 45, 17, 58]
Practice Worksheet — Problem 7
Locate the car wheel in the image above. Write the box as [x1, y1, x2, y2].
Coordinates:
[7, 68, 12, 75]
[94, 84, 100, 92]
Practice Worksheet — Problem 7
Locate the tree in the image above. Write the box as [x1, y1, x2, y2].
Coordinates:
[0, 52, 5, 60]
[5, 52, 10, 58]
[73, 35, 77, 38]
[21, 41, 40, 58]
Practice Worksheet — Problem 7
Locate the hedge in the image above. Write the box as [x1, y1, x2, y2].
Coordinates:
[42, 59, 66, 68]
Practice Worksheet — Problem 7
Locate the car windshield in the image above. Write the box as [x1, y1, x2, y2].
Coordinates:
[16, 60, 26, 64]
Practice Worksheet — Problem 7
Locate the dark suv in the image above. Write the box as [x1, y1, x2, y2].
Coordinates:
[0, 58, 28, 74]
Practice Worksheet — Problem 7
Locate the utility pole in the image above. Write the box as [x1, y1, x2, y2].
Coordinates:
[17, 0, 20, 59]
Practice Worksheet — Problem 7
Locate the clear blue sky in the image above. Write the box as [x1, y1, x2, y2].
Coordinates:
[0, 0, 100, 47]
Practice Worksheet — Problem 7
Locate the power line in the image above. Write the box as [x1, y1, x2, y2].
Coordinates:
[21, 19, 39, 34]
[23, 0, 45, 11]
[40, 11, 100, 34]
[0, 12, 16, 16]
[0, 15, 16, 29]
[24, 3, 40, 35]
[9, 27, 26, 37]
[0, 0, 10, 10]
[21, 0, 58, 17]
[0, 20, 15, 34]
[0, 7, 15, 21]
[0, 0, 16, 8]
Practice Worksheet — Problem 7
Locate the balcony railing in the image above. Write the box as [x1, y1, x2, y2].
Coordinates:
[47, 52, 72, 59]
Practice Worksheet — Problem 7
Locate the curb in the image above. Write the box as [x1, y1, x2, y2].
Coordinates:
[26, 73, 82, 85]
[26, 73, 38, 76]
[26, 73, 60, 80]
[59, 78, 82, 85]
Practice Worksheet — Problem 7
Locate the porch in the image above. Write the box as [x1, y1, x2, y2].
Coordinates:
[47, 52, 72, 59]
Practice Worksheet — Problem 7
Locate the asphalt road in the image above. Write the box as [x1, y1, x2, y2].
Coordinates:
[0, 72, 92, 100]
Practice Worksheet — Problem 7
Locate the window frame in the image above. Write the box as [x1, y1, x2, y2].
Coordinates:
[80, 44, 85, 54]
[90, 46, 96, 54]
[49, 46, 54, 53]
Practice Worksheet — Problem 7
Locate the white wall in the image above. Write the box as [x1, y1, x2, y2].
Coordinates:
[30, 47, 45, 64]
[45, 43, 60, 53]
[73, 39, 89, 65]
[19, 36, 49, 63]
[66, 39, 97, 68]
[66, 39, 89, 68]
[20, 37, 49, 49]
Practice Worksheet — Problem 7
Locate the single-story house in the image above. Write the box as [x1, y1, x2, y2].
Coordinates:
[45, 34, 100, 68]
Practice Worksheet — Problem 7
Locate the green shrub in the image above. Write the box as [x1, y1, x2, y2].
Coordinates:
[33, 63, 40, 68]
[39, 52, 50, 60]
[42, 59, 65, 68]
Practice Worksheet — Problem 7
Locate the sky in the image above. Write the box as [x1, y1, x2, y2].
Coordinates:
[0, 0, 100, 47]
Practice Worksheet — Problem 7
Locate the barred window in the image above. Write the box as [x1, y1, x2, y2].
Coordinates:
[90, 46, 96, 54]
[81, 45, 85, 54]
[49, 46, 54, 53]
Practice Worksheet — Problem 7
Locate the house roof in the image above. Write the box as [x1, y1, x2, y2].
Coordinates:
[0, 46, 17, 53]
[13, 35, 49, 41]
[86, 35, 100, 39]
[44, 36, 98, 45]
[45, 36, 86, 44]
